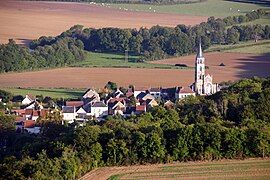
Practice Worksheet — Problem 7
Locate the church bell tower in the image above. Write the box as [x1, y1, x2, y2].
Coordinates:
[194, 41, 205, 95]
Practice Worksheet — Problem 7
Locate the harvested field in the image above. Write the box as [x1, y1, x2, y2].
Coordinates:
[81, 158, 270, 180]
[0, 52, 269, 89]
[0, 0, 207, 44]
[152, 52, 270, 81]
[0, 68, 193, 89]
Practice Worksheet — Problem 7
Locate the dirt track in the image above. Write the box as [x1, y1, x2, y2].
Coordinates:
[0, 52, 269, 89]
[0, 0, 207, 44]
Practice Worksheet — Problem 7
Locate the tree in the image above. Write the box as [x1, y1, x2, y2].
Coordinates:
[226, 27, 240, 44]
[0, 90, 12, 103]
[223, 128, 244, 158]
[0, 114, 15, 133]
[105, 81, 117, 91]
[142, 132, 166, 163]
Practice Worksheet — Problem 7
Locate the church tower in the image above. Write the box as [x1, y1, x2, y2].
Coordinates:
[194, 41, 205, 95]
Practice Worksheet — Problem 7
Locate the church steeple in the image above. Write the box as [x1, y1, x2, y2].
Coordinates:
[194, 40, 205, 95]
[196, 40, 203, 58]
[192, 39, 220, 96]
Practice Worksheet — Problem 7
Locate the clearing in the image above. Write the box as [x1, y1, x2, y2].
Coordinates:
[73, 52, 187, 69]
[0, 0, 207, 44]
[81, 158, 270, 180]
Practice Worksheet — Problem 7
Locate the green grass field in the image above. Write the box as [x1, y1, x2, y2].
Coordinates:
[207, 40, 270, 54]
[108, 0, 269, 18]
[73, 52, 185, 69]
[106, 159, 270, 180]
[2, 88, 85, 99]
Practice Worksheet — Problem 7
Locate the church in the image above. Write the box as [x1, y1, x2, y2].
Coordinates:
[191, 42, 220, 95]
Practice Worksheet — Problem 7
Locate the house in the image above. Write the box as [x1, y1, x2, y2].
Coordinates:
[147, 87, 162, 99]
[124, 106, 136, 117]
[15, 120, 41, 134]
[175, 87, 196, 100]
[12, 107, 49, 121]
[108, 98, 126, 116]
[82, 89, 100, 103]
[134, 87, 147, 99]
[90, 101, 108, 119]
[12, 109, 26, 116]
[24, 101, 43, 110]
[24, 109, 44, 121]
[138, 93, 155, 101]
[76, 107, 87, 120]
[15, 116, 25, 122]
[135, 105, 146, 115]
[113, 89, 124, 98]
[145, 99, 158, 108]
[164, 100, 174, 109]
[161, 87, 176, 100]
[25, 109, 33, 120]
[66, 101, 84, 108]
[22, 94, 35, 105]
[62, 106, 76, 123]
[40, 109, 49, 118]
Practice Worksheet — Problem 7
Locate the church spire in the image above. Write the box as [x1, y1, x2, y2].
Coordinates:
[196, 40, 203, 58]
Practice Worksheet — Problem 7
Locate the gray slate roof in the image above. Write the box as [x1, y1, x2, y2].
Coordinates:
[92, 101, 107, 108]
[62, 106, 75, 113]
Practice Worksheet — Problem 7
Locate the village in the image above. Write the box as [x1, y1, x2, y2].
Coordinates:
[4, 43, 220, 134]
[9, 84, 196, 134]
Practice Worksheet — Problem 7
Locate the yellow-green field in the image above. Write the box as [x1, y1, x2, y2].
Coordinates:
[73, 52, 184, 69]
[207, 40, 270, 54]
[109, 0, 270, 18]
[81, 158, 270, 180]
[1, 88, 85, 99]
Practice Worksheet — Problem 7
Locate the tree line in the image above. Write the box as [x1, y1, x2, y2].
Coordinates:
[0, 37, 86, 73]
[30, 9, 270, 61]
[0, 77, 269, 179]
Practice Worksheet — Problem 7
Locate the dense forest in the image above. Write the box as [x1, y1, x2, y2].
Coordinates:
[0, 77, 270, 179]
[0, 9, 269, 72]
[0, 37, 86, 73]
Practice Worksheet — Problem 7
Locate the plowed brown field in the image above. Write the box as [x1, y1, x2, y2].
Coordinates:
[0, 0, 207, 44]
[0, 52, 269, 89]
[80, 158, 270, 180]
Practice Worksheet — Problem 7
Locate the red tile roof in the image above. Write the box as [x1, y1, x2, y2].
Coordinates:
[108, 97, 126, 104]
[32, 110, 39, 116]
[40, 109, 48, 118]
[66, 101, 84, 107]
[12, 109, 25, 115]
[177, 87, 194, 94]
[126, 92, 134, 98]
[25, 109, 33, 115]
[23, 120, 36, 128]
[136, 105, 146, 112]
[15, 116, 25, 122]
